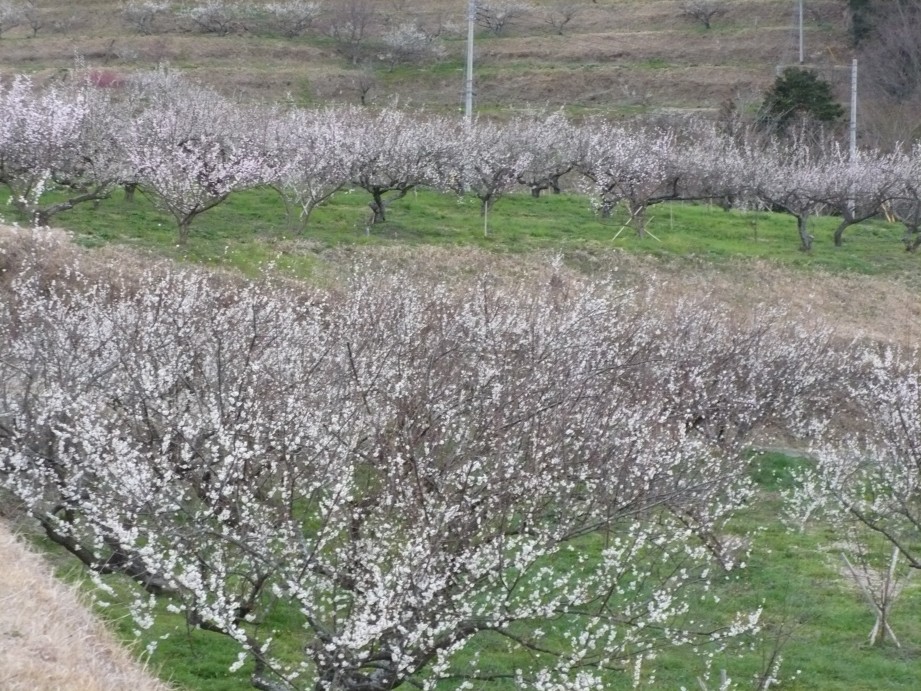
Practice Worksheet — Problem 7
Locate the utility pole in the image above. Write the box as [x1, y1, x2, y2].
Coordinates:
[850, 57, 858, 161]
[849, 57, 858, 216]
[798, 0, 804, 64]
[464, 0, 476, 123]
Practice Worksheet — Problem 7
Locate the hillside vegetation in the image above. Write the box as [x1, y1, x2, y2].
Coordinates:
[0, 519, 172, 691]
[0, 0, 848, 116]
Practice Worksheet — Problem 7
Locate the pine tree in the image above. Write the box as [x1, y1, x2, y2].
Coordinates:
[760, 67, 845, 132]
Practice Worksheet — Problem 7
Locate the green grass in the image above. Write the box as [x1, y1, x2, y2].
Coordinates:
[34, 186, 919, 282]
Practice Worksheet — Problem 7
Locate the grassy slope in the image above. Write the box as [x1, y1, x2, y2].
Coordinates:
[0, 0, 850, 116]
[50, 186, 915, 271]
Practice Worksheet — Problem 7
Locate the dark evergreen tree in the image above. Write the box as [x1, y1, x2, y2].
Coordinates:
[760, 68, 845, 132]
[848, 0, 875, 46]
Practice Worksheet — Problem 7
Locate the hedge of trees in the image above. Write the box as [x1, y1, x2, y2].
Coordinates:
[4, 69, 921, 252]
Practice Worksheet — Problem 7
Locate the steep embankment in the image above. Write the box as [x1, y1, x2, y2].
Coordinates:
[0, 521, 173, 691]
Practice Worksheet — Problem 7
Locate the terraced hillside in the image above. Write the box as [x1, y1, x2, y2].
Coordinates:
[0, 1, 850, 116]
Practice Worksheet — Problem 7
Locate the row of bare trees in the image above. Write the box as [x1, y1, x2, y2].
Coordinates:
[3, 69, 921, 250]
[115, 0, 764, 41]
[0, 226, 851, 690]
[119, 0, 581, 40]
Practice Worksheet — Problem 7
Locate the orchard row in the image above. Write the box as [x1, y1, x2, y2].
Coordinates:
[3, 227, 920, 689]
[2, 68, 921, 250]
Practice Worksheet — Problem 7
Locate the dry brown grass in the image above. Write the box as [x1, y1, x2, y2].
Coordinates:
[0, 0, 849, 113]
[0, 522, 173, 691]
[610, 253, 921, 346]
[5, 224, 915, 344]
[304, 240, 921, 346]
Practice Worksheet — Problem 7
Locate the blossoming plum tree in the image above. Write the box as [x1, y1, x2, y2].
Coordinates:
[443, 118, 532, 233]
[786, 345, 921, 645]
[583, 123, 685, 233]
[266, 106, 357, 231]
[814, 146, 900, 247]
[747, 135, 831, 252]
[120, 73, 270, 243]
[346, 108, 451, 225]
[511, 110, 587, 198]
[0, 75, 121, 226]
[887, 143, 921, 251]
[0, 235, 836, 690]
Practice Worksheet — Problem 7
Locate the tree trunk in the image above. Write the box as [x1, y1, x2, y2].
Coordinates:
[550, 174, 563, 194]
[904, 222, 921, 251]
[33, 209, 50, 227]
[298, 204, 316, 234]
[833, 218, 851, 247]
[369, 189, 386, 224]
[797, 214, 813, 252]
[627, 200, 648, 236]
[836, 207, 883, 247]
[20, 186, 112, 226]
[178, 218, 192, 245]
[367, 187, 410, 224]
